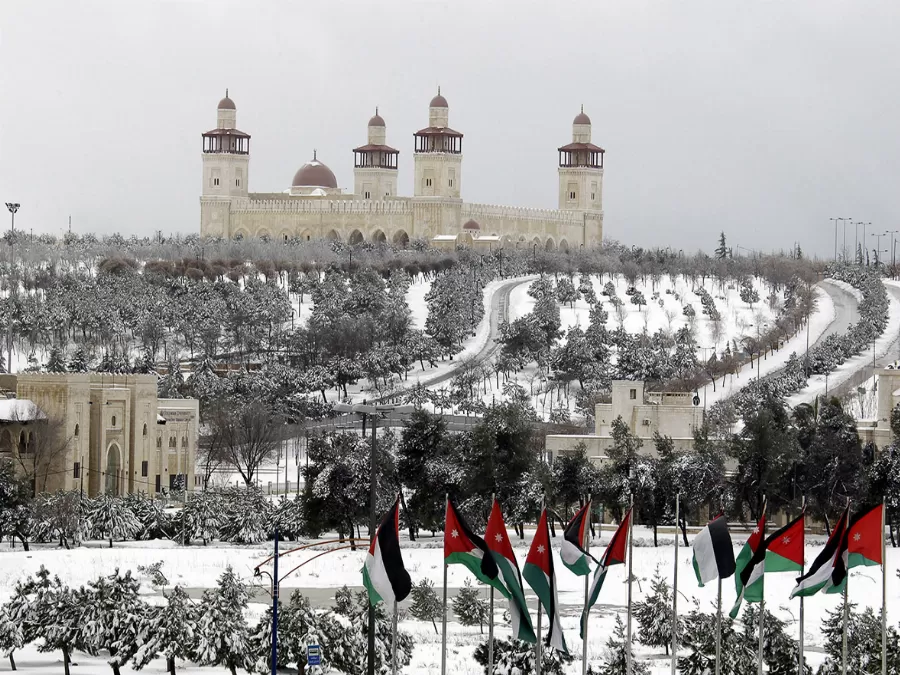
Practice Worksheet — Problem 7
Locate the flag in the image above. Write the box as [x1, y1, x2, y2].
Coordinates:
[847, 504, 884, 570]
[561, 501, 592, 575]
[581, 507, 631, 638]
[523, 508, 568, 655]
[692, 515, 736, 587]
[730, 511, 805, 618]
[362, 497, 412, 606]
[444, 498, 500, 586]
[729, 509, 767, 618]
[791, 506, 849, 598]
[485, 499, 536, 643]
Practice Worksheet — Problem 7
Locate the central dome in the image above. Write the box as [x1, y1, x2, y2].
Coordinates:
[430, 92, 448, 108]
[368, 109, 385, 127]
[573, 109, 591, 125]
[218, 90, 236, 110]
[462, 219, 480, 231]
[292, 158, 338, 189]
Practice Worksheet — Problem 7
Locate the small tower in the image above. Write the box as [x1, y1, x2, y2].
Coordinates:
[353, 108, 399, 199]
[201, 90, 250, 198]
[558, 106, 603, 212]
[413, 88, 463, 198]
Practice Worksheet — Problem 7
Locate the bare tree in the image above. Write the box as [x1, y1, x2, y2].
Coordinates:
[196, 421, 230, 490]
[8, 403, 72, 493]
[209, 401, 284, 486]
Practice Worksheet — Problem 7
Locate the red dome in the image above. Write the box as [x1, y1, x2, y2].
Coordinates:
[218, 90, 236, 110]
[368, 111, 385, 127]
[462, 219, 480, 231]
[292, 159, 337, 188]
[430, 92, 448, 108]
[573, 109, 591, 125]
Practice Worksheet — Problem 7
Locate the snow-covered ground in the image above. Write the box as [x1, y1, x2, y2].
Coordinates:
[1, 526, 889, 673]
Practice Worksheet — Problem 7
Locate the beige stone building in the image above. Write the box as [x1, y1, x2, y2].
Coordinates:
[200, 90, 605, 249]
[546, 381, 705, 463]
[0, 373, 198, 497]
[857, 364, 900, 449]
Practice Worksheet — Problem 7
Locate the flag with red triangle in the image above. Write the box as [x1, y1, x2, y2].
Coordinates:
[561, 501, 592, 575]
[523, 508, 568, 655]
[729, 508, 767, 618]
[444, 498, 500, 587]
[791, 506, 849, 598]
[581, 507, 631, 638]
[485, 499, 536, 643]
[847, 503, 884, 570]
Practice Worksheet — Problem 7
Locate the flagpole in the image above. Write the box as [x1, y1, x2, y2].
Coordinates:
[441, 496, 449, 675]
[758, 496, 767, 675]
[536, 602, 543, 675]
[391, 599, 398, 675]
[842, 500, 851, 675]
[882, 500, 887, 675]
[583, 494, 591, 675]
[799, 497, 806, 675]
[626, 495, 634, 675]
[671, 493, 679, 675]
[489, 493, 496, 675]
[715, 575, 723, 675]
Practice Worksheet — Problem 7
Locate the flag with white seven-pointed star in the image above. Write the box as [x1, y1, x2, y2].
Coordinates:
[485, 499, 536, 643]
[523, 508, 568, 654]
[443, 498, 499, 587]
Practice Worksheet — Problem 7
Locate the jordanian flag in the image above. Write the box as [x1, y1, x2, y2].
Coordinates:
[847, 503, 884, 570]
[729, 508, 767, 618]
[444, 498, 500, 587]
[581, 507, 631, 638]
[791, 506, 849, 598]
[731, 511, 805, 618]
[561, 502, 592, 575]
[485, 499, 536, 643]
[362, 497, 412, 606]
[692, 515, 736, 587]
[523, 508, 568, 655]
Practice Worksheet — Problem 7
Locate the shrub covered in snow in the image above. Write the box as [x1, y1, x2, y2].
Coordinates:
[474, 636, 573, 674]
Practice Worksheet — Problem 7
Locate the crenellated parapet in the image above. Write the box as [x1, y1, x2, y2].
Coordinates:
[234, 196, 414, 215]
[462, 202, 587, 225]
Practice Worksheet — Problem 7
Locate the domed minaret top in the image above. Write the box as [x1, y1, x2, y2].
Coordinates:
[558, 105, 603, 169]
[353, 108, 399, 175]
[203, 89, 250, 155]
[416, 88, 463, 155]
[572, 104, 592, 143]
[428, 87, 450, 128]
[216, 89, 237, 130]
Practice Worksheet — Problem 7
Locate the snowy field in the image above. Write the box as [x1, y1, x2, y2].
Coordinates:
[2, 526, 891, 673]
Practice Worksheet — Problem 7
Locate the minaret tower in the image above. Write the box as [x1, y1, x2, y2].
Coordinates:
[413, 88, 463, 198]
[353, 108, 399, 199]
[201, 90, 250, 199]
[557, 106, 604, 212]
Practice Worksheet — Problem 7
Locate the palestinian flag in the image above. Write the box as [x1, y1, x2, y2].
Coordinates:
[692, 515, 736, 587]
[730, 511, 805, 618]
[581, 507, 631, 638]
[485, 499, 536, 643]
[791, 506, 849, 598]
[444, 498, 500, 586]
[729, 508, 767, 618]
[847, 503, 884, 570]
[362, 497, 412, 606]
[523, 508, 568, 655]
[561, 501, 592, 575]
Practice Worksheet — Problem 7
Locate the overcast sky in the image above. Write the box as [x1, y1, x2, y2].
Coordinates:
[1, 1, 898, 257]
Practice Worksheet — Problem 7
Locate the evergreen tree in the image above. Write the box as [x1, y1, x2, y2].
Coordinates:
[677, 608, 755, 675]
[133, 586, 197, 675]
[817, 604, 900, 674]
[739, 604, 810, 675]
[556, 277, 581, 308]
[596, 614, 649, 675]
[67, 347, 89, 373]
[634, 569, 680, 655]
[739, 278, 760, 308]
[89, 494, 140, 547]
[219, 486, 271, 544]
[44, 346, 67, 373]
[331, 586, 414, 674]
[0, 604, 23, 671]
[409, 578, 443, 634]
[194, 567, 251, 675]
[80, 569, 148, 675]
[474, 637, 573, 674]
[716, 232, 728, 260]
[452, 579, 490, 633]
[0, 459, 32, 550]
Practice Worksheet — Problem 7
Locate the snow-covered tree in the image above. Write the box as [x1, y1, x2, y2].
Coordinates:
[67, 347, 89, 373]
[634, 568, 679, 655]
[739, 277, 759, 308]
[331, 586, 413, 674]
[409, 578, 443, 634]
[452, 579, 489, 633]
[194, 567, 251, 675]
[133, 586, 198, 675]
[80, 569, 149, 675]
[176, 489, 222, 545]
[556, 277, 581, 307]
[475, 636, 573, 674]
[595, 614, 649, 675]
[89, 494, 140, 547]
[0, 604, 24, 671]
[219, 486, 270, 544]
[677, 608, 754, 675]
[44, 346, 67, 373]
[818, 603, 900, 674]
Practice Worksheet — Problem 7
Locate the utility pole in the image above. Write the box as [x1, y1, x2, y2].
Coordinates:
[5, 203, 19, 374]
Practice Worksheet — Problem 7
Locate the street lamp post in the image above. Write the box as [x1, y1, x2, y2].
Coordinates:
[5, 203, 19, 234]
[332, 402, 415, 675]
[4, 203, 19, 375]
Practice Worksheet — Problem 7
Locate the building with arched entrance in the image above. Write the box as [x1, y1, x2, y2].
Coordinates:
[0, 373, 199, 497]
[200, 91, 604, 248]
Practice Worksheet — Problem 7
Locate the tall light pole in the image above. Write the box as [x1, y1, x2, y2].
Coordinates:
[840, 217, 851, 261]
[333, 401, 415, 675]
[5, 203, 19, 233]
[4, 203, 19, 374]
[830, 218, 838, 260]
[854, 220, 859, 262]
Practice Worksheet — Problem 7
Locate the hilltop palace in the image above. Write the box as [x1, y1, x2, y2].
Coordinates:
[199, 90, 604, 250]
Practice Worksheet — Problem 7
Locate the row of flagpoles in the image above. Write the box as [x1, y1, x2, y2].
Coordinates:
[360, 493, 889, 675]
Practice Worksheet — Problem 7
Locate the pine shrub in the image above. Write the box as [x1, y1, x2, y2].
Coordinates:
[453, 579, 490, 633]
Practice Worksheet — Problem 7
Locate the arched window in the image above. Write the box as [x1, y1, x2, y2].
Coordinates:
[156, 436, 162, 449]
[142, 423, 147, 437]
[169, 436, 176, 448]
[182, 436, 188, 448]
[111, 415, 117, 428]
[74, 423, 79, 438]
[19, 431, 26, 454]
